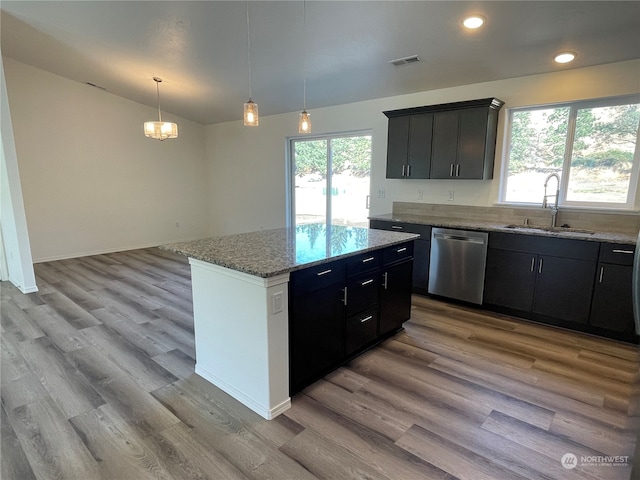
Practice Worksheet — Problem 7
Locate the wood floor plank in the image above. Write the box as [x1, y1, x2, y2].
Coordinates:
[22, 304, 90, 353]
[481, 410, 629, 480]
[65, 346, 181, 436]
[280, 427, 392, 480]
[80, 324, 178, 392]
[1, 405, 37, 480]
[69, 404, 178, 480]
[284, 393, 453, 480]
[5, 396, 100, 480]
[0, 300, 45, 343]
[151, 381, 319, 480]
[2, 248, 638, 480]
[17, 336, 106, 418]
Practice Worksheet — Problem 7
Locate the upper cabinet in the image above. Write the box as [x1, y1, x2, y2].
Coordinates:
[384, 98, 504, 180]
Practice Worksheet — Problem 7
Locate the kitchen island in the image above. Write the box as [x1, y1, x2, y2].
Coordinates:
[164, 224, 417, 419]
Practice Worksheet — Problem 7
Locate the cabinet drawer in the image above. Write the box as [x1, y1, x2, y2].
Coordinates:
[488, 232, 599, 261]
[599, 243, 635, 266]
[346, 307, 378, 355]
[290, 261, 345, 297]
[346, 251, 381, 276]
[346, 273, 379, 317]
[383, 242, 414, 265]
[370, 220, 431, 239]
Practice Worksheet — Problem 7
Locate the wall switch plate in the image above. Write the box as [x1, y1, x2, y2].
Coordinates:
[378, 189, 386, 198]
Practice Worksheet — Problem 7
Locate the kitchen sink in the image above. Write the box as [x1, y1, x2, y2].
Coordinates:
[504, 224, 595, 235]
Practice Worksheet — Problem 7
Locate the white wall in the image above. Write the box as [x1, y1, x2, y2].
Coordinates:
[205, 60, 640, 236]
[4, 58, 210, 262]
[1, 59, 37, 292]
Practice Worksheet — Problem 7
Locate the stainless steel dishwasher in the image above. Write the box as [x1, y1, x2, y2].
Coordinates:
[428, 228, 489, 304]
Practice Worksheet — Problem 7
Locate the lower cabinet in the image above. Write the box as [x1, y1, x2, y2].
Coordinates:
[289, 242, 414, 394]
[370, 220, 430, 294]
[589, 243, 635, 334]
[483, 233, 598, 327]
[379, 251, 414, 335]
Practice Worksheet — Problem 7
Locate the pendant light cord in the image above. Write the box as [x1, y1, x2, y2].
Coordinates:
[246, 2, 252, 100]
[302, 0, 307, 111]
[155, 78, 163, 122]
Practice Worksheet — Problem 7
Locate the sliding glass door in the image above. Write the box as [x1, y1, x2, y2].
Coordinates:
[289, 132, 372, 228]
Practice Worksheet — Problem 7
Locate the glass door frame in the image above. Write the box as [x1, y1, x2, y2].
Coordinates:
[286, 130, 372, 229]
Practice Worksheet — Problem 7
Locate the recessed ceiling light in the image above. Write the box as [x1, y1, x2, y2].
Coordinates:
[555, 52, 577, 64]
[463, 15, 485, 29]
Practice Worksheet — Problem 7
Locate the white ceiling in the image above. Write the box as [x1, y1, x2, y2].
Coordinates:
[2, 1, 639, 125]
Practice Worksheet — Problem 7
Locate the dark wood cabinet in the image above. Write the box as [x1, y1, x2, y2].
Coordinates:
[370, 220, 430, 295]
[484, 249, 537, 311]
[384, 98, 503, 180]
[379, 255, 413, 335]
[289, 242, 414, 393]
[590, 243, 635, 334]
[431, 107, 498, 179]
[289, 261, 346, 393]
[483, 232, 598, 326]
[385, 114, 432, 179]
[531, 256, 597, 324]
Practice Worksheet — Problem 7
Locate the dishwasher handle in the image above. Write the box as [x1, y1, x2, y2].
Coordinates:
[433, 233, 486, 245]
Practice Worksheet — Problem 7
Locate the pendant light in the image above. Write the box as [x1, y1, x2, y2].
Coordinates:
[144, 77, 178, 140]
[243, 2, 259, 126]
[298, 0, 311, 134]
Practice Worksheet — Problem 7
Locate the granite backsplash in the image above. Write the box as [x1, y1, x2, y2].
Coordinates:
[392, 202, 640, 236]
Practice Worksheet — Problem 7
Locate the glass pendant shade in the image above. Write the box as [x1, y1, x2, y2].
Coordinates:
[144, 121, 178, 140]
[144, 77, 178, 140]
[298, 110, 311, 134]
[243, 99, 259, 126]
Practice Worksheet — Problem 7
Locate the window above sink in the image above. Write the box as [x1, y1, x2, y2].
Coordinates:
[499, 94, 640, 211]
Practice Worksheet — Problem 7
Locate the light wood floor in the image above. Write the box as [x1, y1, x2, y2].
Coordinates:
[1, 247, 639, 480]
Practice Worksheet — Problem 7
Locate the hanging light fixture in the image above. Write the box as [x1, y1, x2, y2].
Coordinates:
[243, 2, 259, 126]
[298, 0, 311, 134]
[144, 77, 178, 140]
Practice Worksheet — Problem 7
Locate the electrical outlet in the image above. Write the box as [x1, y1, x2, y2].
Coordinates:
[448, 190, 455, 202]
[272, 291, 284, 314]
[378, 189, 386, 198]
[417, 189, 424, 200]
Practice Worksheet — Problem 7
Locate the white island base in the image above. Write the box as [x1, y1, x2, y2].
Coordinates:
[189, 258, 291, 420]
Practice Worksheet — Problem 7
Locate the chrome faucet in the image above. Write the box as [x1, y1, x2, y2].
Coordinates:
[542, 173, 560, 228]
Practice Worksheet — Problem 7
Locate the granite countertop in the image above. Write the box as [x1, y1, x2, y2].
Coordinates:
[369, 213, 637, 245]
[163, 224, 418, 278]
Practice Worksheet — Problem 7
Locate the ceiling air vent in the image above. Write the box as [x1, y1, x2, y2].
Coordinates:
[389, 55, 421, 67]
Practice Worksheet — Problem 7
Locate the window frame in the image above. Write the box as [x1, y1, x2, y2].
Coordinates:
[286, 130, 373, 228]
[499, 94, 640, 210]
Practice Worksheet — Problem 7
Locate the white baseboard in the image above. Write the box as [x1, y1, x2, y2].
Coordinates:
[195, 364, 291, 420]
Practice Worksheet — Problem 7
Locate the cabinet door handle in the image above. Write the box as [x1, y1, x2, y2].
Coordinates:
[396, 247, 407, 253]
[612, 249, 634, 254]
[316, 269, 332, 276]
[361, 279, 374, 286]
[360, 315, 373, 323]
[342, 287, 348, 305]
[530, 257, 535, 272]
[402, 165, 406, 177]
[391, 225, 404, 230]
[538, 258, 543, 274]
[599, 266, 604, 283]
[383, 272, 388, 290]
[407, 164, 411, 176]
[450, 164, 454, 177]
[455, 164, 460, 177]
[362, 256, 375, 263]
